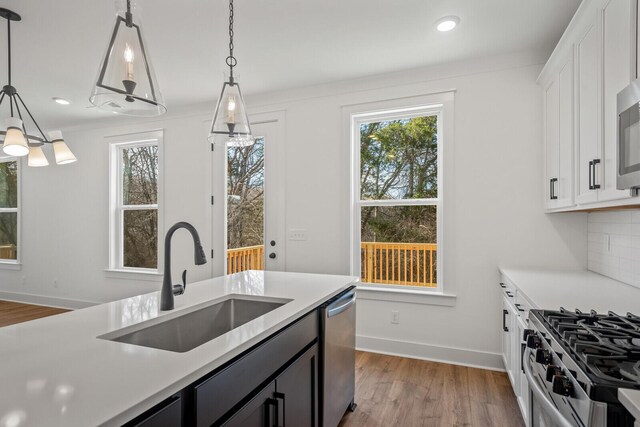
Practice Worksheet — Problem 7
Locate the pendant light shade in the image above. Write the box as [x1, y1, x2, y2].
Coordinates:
[208, 0, 253, 146]
[49, 131, 77, 165]
[3, 118, 29, 157]
[209, 79, 252, 144]
[90, 0, 166, 116]
[28, 146, 49, 167]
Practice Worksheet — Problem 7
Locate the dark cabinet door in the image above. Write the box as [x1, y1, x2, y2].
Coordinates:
[222, 381, 276, 427]
[276, 344, 319, 427]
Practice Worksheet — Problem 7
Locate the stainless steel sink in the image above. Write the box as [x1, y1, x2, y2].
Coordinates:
[100, 296, 289, 353]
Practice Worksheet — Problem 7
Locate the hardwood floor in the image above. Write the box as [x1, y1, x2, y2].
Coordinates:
[339, 351, 524, 427]
[0, 300, 69, 327]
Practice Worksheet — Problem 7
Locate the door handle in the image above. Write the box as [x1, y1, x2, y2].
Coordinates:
[266, 397, 278, 427]
[592, 159, 601, 189]
[274, 392, 285, 427]
[550, 178, 558, 200]
[503, 309, 509, 332]
[588, 160, 594, 190]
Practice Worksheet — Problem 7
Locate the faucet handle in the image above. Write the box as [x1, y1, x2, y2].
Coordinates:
[172, 270, 188, 296]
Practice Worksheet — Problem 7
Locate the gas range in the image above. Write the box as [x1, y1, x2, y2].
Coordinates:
[525, 308, 639, 426]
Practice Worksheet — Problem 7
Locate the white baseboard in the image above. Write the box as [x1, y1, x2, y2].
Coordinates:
[0, 290, 98, 310]
[356, 335, 505, 372]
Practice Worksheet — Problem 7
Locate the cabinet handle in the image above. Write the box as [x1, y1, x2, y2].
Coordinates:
[499, 282, 506, 288]
[550, 178, 558, 200]
[274, 392, 285, 427]
[588, 160, 594, 190]
[592, 159, 601, 189]
[515, 303, 525, 312]
[505, 291, 514, 298]
[503, 309, 509, 332]
[266, 398, 278, 427]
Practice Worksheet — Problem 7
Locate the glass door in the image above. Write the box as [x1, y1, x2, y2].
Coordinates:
[211, 117, 284, 276]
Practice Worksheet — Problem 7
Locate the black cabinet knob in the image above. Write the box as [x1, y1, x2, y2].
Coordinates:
[526, 334, 542, 349]
[269, 253, 276, 259]
[552, 375, 573, 397]
[535, 348, 551, 365]
[270, 240, 276, 247]
[546, 365, 561, 382]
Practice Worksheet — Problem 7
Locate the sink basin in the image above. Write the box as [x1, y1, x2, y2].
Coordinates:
[100, 296, 289, 353]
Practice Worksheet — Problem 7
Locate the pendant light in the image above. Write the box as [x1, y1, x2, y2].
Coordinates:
[90, 0, 166, 116]
[0, 8, 76, 167]
[208, 0, 253, 147]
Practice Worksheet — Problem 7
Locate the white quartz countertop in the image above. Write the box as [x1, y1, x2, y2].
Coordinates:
[498, 266, 640, 314]
[0, 270, 358, 427]
[499, 266, 640, 421]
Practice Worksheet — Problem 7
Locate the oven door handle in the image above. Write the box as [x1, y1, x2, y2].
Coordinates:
[523, 348, 575, 427]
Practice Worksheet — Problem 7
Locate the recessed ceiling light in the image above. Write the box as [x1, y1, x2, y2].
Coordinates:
[436, 16, 460, 32]
[52, 97, 70, 105]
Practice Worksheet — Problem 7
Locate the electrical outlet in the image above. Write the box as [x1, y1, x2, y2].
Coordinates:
[288, 229, 307, 241]
[391, 310, 399, 324]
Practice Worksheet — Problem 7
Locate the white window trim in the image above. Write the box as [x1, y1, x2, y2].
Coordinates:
[107, 130, 164, 276]
[344, 92, 455, 298]
[0, 156, 20, 268]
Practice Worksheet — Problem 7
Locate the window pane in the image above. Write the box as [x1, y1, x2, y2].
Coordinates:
[122, 145, 158, 205]
[0, 161, 18, 208]
[361, 205, 436, 287]
[123, 209, 157, 268]
[227, 138, 265, 274]
[0, 212, 17, 260]
[360, 116, 437, 200]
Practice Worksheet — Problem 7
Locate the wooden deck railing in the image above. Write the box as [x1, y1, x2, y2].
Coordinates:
[0, 244, 16, 260]
[227, 242, 436, 287]
[361, 242, 437, 287]
[227, 245, 264, 274]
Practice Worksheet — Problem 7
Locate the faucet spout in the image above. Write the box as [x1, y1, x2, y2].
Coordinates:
[160, 222, 208, 311]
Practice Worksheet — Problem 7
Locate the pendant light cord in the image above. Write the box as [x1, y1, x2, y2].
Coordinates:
[226, 0, 237, 81]
[6, 18, 10, 86]
[125, 0, 133, 27]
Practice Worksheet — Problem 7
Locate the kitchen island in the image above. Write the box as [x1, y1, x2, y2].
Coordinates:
[0, 270, 358, 426]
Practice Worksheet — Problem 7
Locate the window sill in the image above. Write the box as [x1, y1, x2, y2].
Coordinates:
[104, 268, 162, 282]
[356, 284, 456, 307]
[0, 261, 21, 271]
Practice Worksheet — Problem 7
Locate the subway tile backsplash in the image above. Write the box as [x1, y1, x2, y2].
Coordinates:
[588, 210, 640, 289]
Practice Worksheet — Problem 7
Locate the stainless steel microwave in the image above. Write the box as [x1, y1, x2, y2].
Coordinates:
[617, 78, 640, 190]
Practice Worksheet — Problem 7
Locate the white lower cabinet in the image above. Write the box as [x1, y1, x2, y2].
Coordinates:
[499, 279, 530, 426]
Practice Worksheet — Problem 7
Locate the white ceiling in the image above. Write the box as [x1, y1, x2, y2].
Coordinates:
[0, 0, 580, 129]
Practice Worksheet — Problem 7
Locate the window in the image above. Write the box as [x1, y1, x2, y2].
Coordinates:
[109, 131, 162, 271]
[0, 158, 18, 262]
[352, 105, 443, 291]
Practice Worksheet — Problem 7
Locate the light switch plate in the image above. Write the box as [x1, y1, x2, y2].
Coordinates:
[288, 229, 307, 241]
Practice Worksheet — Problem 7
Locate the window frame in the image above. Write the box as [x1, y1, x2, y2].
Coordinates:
[108, 130, 163, 274]
[0, 156, 20, 266]
[351, 103, 444, 293]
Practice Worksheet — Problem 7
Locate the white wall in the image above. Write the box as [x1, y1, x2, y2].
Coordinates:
[0, 52, 588, 368]
[588, 210, 640, 288]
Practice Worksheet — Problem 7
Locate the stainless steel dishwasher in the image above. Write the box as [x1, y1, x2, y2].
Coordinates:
[320, 287, 357, 427]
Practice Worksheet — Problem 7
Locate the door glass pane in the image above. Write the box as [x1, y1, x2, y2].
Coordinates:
[123, 209, 157, 268]
[0, 161, 17, 208]
[360, 205, 437, 287]
[227, 138, 265, 273]
[0, 212, 17, 260]
[122, 145, 158, 205]
[360, 116, 438, 200]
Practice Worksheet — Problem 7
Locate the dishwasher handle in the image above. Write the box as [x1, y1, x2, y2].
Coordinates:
[327, 291, 356, 317]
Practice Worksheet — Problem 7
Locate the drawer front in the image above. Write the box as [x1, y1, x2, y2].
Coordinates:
[195, 310, 319, 426]
[125, 396, 182, 427]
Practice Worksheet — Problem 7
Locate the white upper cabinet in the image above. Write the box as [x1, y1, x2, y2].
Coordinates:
[539, 0, 639, 212]
[575, 13, 601, 205]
